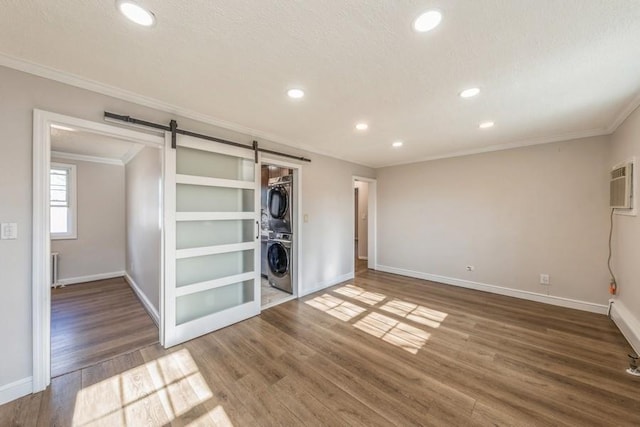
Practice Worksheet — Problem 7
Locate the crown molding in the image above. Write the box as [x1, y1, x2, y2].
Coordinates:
[0, 53, 358, 167]
[2, 52, 638, 170]
[121, 143, 145, 165]
[606, 90, 640, 134]
[51, 151, 123, 166]
[377, 127, 610, 168]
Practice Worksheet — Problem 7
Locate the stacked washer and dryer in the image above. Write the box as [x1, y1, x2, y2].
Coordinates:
[262, 171, 294, 294]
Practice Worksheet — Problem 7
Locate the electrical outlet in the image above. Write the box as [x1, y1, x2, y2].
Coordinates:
[540, 274, 550, 285]
[466, 265, 475, 271]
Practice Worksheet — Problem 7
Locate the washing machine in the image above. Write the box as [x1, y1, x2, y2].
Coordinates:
[267, 231, 293, 293]
[267, 175, 292, 233]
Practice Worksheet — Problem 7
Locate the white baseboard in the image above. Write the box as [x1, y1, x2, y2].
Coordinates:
[358, 256, 369, 260]
[124, 273, 159, 326]
[0, 376, 32, 405]
[54, 270, 125, 287]
[609, 299, 640, 355]
[300, 272, 355, 297]
[376, 265, 608, 315]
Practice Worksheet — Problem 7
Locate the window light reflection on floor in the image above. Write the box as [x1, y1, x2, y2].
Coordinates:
[333, 284, 386, 305]
[186, 405, 234, 426]
[71, 348, 228, 426]
[354, 312, 431, 354]
[304, 293, 366, 321]
[380, 299, 448, 328]
[305, 284, 448, 355]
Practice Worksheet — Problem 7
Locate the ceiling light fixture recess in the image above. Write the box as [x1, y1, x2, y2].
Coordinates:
[287, 88, 305, 99]
[413, 10, 442, 32]
[479, 121, 495, 129]
[392, 141, 404, 148]
[355, 123, 368, 131]
[116, 0, 156, 27]
[460, 88, 480, 98]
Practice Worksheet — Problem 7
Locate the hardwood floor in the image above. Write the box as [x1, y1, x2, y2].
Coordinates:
[2, 268, 639, 426]
[50, 277, 158, 377]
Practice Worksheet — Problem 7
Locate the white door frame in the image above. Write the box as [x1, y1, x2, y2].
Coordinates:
[260, 156, 303, 307]
[32, 109, 165, 392]
[352, 176, 377, 271]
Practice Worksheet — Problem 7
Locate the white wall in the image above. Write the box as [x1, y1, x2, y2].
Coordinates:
[610, 105, 640, 349]
[354, 181, 369, 259]
[300, 154, 374, 295]
[376, 135, 612, 308]
[125, 146, 162, 316]
[0, 64, 374, 393]
[51, 158, 125, 281]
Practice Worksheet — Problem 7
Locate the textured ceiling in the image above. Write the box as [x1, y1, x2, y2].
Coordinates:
[2, 0, 640, 167]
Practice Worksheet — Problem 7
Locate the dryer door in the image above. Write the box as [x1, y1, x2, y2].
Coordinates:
[268, 186, 289, 220]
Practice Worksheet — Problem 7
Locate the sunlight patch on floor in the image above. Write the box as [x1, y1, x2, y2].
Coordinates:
[305, 293, 367, 321]
[72, 349, 216, 426]
[186, 405, 234, 426]
[380, 299, 448, 328]
[305, 285, 447, 355]
[353, 312, 431, 354]
[333, 284, 386, 305]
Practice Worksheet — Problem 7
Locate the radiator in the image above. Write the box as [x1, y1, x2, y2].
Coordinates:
[51, 252, 60, 287]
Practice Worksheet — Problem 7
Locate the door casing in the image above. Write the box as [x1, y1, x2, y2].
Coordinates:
[32, 109, 165, 392]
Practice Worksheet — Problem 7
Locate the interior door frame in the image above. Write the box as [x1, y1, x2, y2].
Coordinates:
[32, 109, 165, 392]
[352, 176, 377, 271]
[261, 155, 303, 306]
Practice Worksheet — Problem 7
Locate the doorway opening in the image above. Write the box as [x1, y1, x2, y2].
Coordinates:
[352, 176, 377, 276]
[32, 110, 164, 391]
[260, 158, 302, 309]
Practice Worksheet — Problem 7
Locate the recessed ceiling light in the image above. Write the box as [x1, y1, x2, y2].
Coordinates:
[479, 121, 495, 129]
[392, 141, 404, 148]
[355, 123, 368, 131]
[116, 1, 156, 27]
[413, 10, 442, 33]
[460, 88, 480, 98]
[287, 88, 305, 99]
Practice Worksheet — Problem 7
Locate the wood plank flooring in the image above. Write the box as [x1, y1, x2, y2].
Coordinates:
[2, 267, 639, 426]
[50, 277, 158, 377]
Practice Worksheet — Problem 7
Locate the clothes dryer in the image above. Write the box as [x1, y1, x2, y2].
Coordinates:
[267, 175, 292, 233]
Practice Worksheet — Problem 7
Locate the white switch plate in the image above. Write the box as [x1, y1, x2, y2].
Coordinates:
[1, 223, 18, 240]
[540, 274, 550, 285]
[303, 214, 309, 223]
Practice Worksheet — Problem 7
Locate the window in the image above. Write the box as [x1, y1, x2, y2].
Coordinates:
[50, 162, 77, 239]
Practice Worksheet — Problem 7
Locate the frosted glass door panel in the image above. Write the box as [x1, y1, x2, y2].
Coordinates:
[176, 280, 254, 325]
[176, 250, 254, 287]
[177, 184, 254, 212]
[176, 220, 254, 249]
[164, 133, 260, 348]
[177, 146, 254, 181]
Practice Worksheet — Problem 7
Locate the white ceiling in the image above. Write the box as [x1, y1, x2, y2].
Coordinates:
[51, 128, 143, 164]
[2, 0, 640, 167]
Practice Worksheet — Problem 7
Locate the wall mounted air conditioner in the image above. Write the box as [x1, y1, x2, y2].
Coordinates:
[610, 162, 633, 209]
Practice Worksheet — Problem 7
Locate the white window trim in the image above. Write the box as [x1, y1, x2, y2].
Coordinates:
[50, 162, 77, 240]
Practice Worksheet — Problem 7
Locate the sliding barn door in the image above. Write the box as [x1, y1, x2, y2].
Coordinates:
[163, 133, 260, 347]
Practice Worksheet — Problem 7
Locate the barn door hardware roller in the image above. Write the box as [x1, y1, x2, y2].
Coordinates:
[104, 111, 312, 163]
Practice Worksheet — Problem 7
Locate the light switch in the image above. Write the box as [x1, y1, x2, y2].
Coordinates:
[1, 223, 18, 240]
[303, 214, 309, 223]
